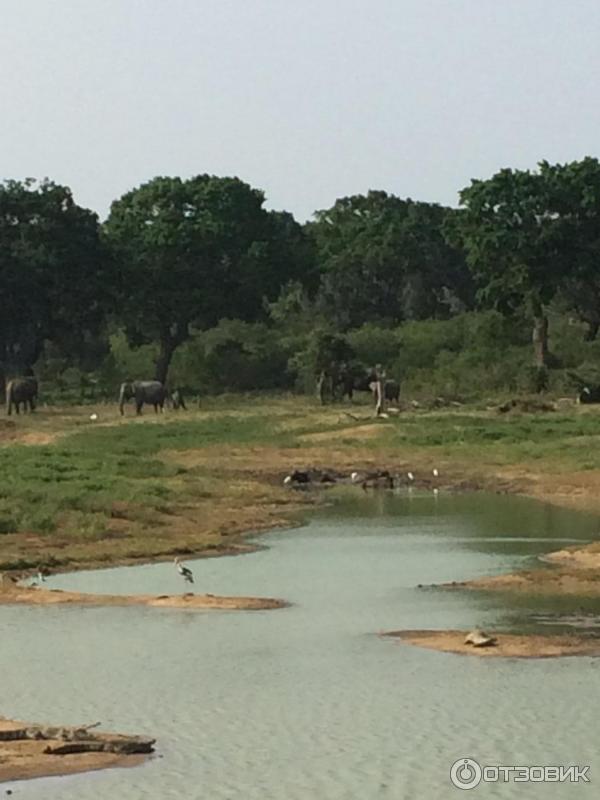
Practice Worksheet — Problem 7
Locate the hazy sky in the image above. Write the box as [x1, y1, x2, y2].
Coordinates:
[2, 0, 600, 221]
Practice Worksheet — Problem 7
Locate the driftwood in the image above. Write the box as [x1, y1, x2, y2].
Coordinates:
[44, 736, 155, 756]
[0, 719, 155, 756]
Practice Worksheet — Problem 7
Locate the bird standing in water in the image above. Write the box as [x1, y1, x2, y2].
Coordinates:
[174, 557, 194, 586]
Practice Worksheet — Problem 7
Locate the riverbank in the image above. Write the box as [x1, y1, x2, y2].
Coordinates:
[2, 397, 600, 592]
[382, 630, 600, 658]
[0, 582, 287, 610]
[0, 718, 154, 784]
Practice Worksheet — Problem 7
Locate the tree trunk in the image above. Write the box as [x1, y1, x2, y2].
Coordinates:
[532, 315, 549, 368]
[154, 336, 177, 385]
[585, 319, 600, 342]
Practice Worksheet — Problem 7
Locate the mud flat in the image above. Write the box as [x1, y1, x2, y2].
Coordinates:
[382, 629, 600, 658]
[440, 540, 600, 598]
[0, 718, 154, 783]
[0, 583, 288, 611]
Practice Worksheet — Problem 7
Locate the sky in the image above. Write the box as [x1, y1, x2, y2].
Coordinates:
[2, 0, 600, 222]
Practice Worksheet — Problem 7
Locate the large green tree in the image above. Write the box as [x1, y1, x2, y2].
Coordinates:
[547, 158, 600, 340]
[308, 191, 472, 329]
[0, 179, 109, 387]
[105, 175, 312, 383]
[448, 159, 600, 367]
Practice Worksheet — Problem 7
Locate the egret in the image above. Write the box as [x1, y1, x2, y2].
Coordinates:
[90, 413, 98, 421]
[37, 567, 46, 583]
[407, 472, 415, 482]
[283, 475, 293, 485]
[351, 471, 360, 483]
[174, 557, 194, 586]
[432, 468, 439, 478]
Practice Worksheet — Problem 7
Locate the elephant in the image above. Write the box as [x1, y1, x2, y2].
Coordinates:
[6, 376, 38, 415]
[119, 381, 167, 415]
[381, 379, 400, 404]
[336, 366, 401, 404]
[170, 388, 187, 410]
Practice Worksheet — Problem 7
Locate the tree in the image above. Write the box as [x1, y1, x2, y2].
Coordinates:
[545, 158, 600, 340]
[0, 179, 110, 388]
[308, 192, 472, 330]
[447, 167, 565, 370]
[448, 159, 600, 368]
[104, 175, 312, 384]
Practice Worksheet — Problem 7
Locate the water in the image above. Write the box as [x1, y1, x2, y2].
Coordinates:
[2, 491, 600, 799]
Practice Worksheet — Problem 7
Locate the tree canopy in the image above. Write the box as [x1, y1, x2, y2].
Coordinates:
[308, 191, 472, 329]
[448, 158, 600, 367]
[0, 179, 109, 379]
[105, 175, 313, 382]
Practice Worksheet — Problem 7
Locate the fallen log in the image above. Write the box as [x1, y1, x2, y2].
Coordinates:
[44, 736, 155, 756]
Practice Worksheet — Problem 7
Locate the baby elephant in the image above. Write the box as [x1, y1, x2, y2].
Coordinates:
[6, 376, 38, 415]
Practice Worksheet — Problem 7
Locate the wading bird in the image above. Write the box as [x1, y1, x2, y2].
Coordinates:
[174, 557, 194, 586]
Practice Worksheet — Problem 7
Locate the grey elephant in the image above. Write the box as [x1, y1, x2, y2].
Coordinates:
[6, 376, 38, 415]
[119, 380, 167, 415]
[170, 388, 187, 410]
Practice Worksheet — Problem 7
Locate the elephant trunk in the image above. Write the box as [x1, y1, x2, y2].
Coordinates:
[118, 384, 128, 415]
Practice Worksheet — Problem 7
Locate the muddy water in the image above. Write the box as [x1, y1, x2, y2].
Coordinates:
[2, 492, 599, 799]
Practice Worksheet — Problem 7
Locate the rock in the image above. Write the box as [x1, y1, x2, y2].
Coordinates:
[464, 629, 497, 647]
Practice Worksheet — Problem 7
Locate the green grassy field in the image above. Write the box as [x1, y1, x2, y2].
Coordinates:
[1, 395, 599, 573]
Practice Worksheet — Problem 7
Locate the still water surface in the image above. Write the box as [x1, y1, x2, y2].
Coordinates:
[2, 491, 600, 799]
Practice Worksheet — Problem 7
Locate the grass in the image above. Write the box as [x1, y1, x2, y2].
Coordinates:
[1, 394, 600, 572]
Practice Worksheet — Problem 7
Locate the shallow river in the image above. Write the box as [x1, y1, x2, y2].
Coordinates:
[2, 491, 600, 799]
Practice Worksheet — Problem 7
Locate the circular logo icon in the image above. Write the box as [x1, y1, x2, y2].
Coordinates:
[450, 758, 482, 790]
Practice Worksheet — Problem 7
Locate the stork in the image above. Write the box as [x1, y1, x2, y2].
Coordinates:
[174, 557, 194, 586]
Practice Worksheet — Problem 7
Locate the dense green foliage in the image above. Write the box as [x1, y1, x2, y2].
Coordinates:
[3, 158, 600, 401]
[0, 179, 112, 384]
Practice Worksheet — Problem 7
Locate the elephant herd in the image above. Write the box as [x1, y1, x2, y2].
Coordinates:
[4, 378, 186, 416]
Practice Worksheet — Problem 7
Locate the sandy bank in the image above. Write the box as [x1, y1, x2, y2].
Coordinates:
[0, 718, 154, 784]
[0, 583, 288, 611]
[382, 629, 600, 658]
[440, 537, 600, 598]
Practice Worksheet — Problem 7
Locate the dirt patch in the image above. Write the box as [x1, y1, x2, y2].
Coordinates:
[299, 423, 393, 443]
[0, 583, 287, 611]
[382, 629, 600, 658]
[442, 559, 600, 597]
[17, 432, 59, 446]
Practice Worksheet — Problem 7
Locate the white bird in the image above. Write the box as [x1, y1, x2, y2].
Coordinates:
[90, 413, 98, 421]
[351, 471, 360, 483]
[174, 557, 194, 585]
[432, 468, 439, 478]
[283, 475, 293, 485]
[407, 472, 415, 482]
[37, 568, 46, 583]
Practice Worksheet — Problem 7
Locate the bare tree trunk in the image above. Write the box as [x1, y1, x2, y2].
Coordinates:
[532, 315, 549, 368]
[584, 319, 600, 342]
[154, 339, 175, 386]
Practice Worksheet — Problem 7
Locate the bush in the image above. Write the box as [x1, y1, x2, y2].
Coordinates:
[171, 320, 293, 394]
